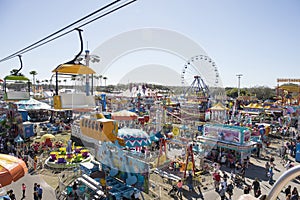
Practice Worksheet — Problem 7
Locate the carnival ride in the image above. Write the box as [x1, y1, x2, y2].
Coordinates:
[52, 29, 96, 110]
[180, 55, 224, 121]
[0, 153, 28, 186]
[3, 55, 30, 101]
[45, 144, 92, 169]
[181, 55, 222, 98]
[276, 78, 300, 105]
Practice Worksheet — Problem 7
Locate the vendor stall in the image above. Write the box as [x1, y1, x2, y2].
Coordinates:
[210, 102, 229, 122]
[197, 124, 256, 161]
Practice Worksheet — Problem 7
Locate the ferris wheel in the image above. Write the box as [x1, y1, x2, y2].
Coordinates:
[181, 55, 222, 99]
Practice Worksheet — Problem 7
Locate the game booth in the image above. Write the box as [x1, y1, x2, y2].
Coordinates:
[197, 124, 257, 162]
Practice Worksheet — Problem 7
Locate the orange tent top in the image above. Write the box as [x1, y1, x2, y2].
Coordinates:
[0, 154, 28, 186]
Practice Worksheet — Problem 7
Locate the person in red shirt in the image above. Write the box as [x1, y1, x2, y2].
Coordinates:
[176, 180, 183, 199]
[22, 183, 26, 198]
[213, 171, 221, 191]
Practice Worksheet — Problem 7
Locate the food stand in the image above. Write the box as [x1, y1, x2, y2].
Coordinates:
[197, 124, 256, 161]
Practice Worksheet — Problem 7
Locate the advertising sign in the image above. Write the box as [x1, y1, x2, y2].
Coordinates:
[203, 124, 252, 145]
[203, 124, 241, 144]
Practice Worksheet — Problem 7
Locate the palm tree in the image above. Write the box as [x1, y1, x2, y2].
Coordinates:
[10, 69, 19, 75]
[29, 71, 38, 85]
[93, 75, 98, 91]
[103, 77, 107, 87]
[44, 80, 49, 90]
[71, 75, 77, 82]
[99, 75, 103, 86]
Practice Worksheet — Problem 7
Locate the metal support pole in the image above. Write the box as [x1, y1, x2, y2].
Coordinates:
[55, 72, 58, 95]
[236, 74, 243, 97]
[85, 50, 90, 96]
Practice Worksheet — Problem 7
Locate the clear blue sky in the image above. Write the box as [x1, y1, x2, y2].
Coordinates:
[0, 0, 299, 88]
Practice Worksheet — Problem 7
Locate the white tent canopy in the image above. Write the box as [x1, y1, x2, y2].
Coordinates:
[15, 98, 51, 110]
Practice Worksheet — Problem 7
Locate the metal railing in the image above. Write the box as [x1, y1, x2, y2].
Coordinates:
[266, 165, 300, 200]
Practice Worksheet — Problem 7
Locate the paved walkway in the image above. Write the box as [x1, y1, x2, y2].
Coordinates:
[154, 138, 300, 199]
[3, 138, 300, 200]
[3, 172, 56, 200]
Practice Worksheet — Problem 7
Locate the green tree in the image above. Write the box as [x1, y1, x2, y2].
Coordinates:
[103, 77, 107, 87]
[99, 75, 103, 86]
[29, 70, 38, 85]
[248, 86, 275, 101]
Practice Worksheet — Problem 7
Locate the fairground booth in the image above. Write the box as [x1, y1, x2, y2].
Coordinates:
[197, 124, 256, 162]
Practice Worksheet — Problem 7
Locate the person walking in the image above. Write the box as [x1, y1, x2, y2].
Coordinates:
[219, 184, 227, 200]
[227, 180, 234, 200]
[33, 183, 38, 200]
[252, 178, 260, 197]
[21, 183, 26, 198]
[268, 166, 274, 185]
[285, 185, 292, 197]
[176, 180, 183, 199]
[37, 184, 43, 200]
[265, 162, 270, 177]
[186, 173, 194, 191]
[213, 171, 221, 191]
[291, 187, 298, 200]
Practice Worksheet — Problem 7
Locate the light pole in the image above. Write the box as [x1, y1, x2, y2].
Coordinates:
[77, 50, 100, 96]
[236, 74, 243, 97]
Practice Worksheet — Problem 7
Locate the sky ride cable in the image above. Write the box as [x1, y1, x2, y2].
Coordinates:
[11, 0, 138, 58]
[0, 0, 136, 63]
[0, 0, 121, 62]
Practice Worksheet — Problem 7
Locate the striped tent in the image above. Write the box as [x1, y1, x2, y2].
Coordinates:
[118, 128, 151, 147]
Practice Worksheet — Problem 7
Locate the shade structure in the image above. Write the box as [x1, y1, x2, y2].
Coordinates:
[118, 128, 151, 147]
[15, 98, 51, 110]
[52, 63, 95, 75]
[210, 102, 229, 111]
[111, 110, 138, 121]
[41, 133, 56, 141]
[0, 154, 28, 186]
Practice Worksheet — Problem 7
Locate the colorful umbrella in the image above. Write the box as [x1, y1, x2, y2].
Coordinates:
[0, 154, 28, 186]
[118, 128, 151, 147]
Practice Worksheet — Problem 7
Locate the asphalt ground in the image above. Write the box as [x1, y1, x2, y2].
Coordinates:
[3, 138, 300, 200]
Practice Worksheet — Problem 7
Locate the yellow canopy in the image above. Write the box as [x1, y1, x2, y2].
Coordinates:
[210, 102, 229, 110]
[52, 64, 95, 75]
